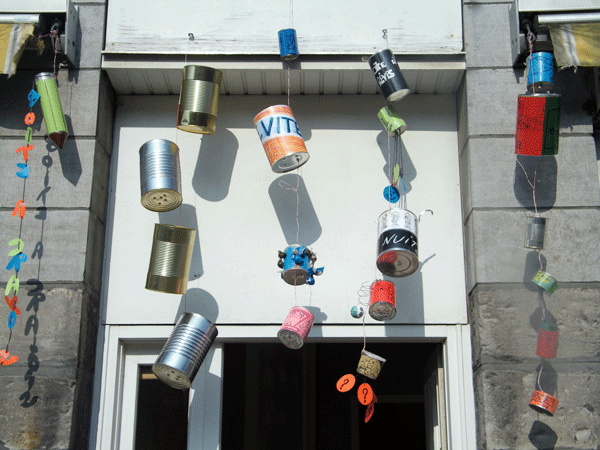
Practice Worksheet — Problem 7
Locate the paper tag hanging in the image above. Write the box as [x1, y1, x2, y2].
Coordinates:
[336, 374, 356, 392]
[357, 382, 374, 405]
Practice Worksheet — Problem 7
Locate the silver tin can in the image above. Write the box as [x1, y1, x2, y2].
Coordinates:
[139, 139, 183, 212]
[526, 216, 547, 249]
[152, 313, 218, 389]
[177, 65, 223, 134]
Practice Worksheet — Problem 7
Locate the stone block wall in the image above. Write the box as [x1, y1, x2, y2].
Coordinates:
[461, 1, 600, 448]
[0, 2, 113, 449]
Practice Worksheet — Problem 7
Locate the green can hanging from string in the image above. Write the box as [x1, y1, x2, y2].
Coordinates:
[35, 73, 68, 148]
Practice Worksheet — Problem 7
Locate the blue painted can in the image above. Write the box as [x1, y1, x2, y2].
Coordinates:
[527, 52, 554, 92]
[278, 29, 299, 60]
[282, 245, 309, 285]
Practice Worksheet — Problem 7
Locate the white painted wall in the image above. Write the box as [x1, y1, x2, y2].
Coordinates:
[104, 0, 462, 55]
[103, 93, 467, 326]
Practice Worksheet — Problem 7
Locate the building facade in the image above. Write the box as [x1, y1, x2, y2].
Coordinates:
[0, 1, 598, 449]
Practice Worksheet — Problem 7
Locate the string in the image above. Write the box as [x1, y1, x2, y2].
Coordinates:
[356, 281, 372, 351]
[278, 171, 301, 245]
[387, 130, 392, 210]
[526, 25, 536, 95]
[287, 61, 291, 106]
[289, 0, 294, 29]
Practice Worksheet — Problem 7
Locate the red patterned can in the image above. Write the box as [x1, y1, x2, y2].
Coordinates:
[515, 94, 560, 156]
[369, 280, 396, 320]
[277, 306, 314, 349]
[254, 105, 309, 173]
[529, 390, 559, 416]
[536, 320, 559, 359]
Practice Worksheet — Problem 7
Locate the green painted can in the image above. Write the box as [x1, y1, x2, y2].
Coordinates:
[532, 270, 558, 294]
[35, 72, 68, 148]
[377, 105, 406, 136]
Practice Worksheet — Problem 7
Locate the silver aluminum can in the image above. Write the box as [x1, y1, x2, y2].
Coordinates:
[153, 313, 218, 389]
[139, 139, 182, 212]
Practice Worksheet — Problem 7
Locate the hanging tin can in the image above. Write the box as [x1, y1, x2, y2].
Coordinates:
[139, 139, 183, 212]
[278, 28, 299, 60]
[532, 270, 558, 294]
[177, 65, 223, 134]
[369, 280, 396, 320]
[280, 245, 310, 285]
[152, 312, 218, 389]
[376, 208, 418, 277]
[35, 72, 68, 148]
[515, 94, 561, 156]
[536, 319, 559, 359]
[525, 216, 547, 249]
[368, 49, 410, 102]
[377, 105, 406, 135]
[254, 105, 309, 173]
[278, 306, 314, 349]
[527, 52, 554, 93]
[529, 390, 559, 416]
[146, 224, 196, 295]
[356, 350, 386, 380]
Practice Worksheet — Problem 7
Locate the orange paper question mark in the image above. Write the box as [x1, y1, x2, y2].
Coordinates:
[357, 383, 373, 405]
[336, 374, 356, 392]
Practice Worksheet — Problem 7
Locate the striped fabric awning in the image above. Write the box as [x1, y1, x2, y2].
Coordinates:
[0, 15, 38, 77]
[549, 23, 600, 67]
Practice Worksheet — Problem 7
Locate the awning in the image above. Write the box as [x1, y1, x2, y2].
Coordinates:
[0, 14, 39, 77]
[548, 22, 600, 67]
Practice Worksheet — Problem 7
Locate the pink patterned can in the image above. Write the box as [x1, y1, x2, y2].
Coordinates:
[278, 306, 314, 349]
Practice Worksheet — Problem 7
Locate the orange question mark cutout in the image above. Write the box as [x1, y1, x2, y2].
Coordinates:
[24, 112, 35, 125]
[336, 374, 356, 392]
[357, 383, 373, 405]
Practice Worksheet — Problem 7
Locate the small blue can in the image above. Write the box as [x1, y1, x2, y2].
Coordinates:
[282, 245, 310, 285]
[527, 52, 554, 92]
[278, 29, 299, 60]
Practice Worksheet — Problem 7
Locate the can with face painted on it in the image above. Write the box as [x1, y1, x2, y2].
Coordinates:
[254, 105, 309, 173]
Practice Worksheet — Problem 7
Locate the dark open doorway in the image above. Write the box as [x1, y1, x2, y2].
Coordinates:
[222, 342, 444, 450]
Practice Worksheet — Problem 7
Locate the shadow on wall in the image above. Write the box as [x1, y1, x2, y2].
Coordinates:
[176, 288, 219, 324]
[268, 174, 322, 246]
[376, 131, 416, 195]
[514, 155, 557, 213]
[55, 116, 82, 187]
[158, 203, 203, 280]
[529, 420, 558, 449]
[192, 128, 239, 202]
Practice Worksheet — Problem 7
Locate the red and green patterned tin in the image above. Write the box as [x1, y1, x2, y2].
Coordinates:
[515, 94, 560, 156]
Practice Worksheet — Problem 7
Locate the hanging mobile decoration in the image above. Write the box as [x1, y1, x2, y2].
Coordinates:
[532, 270, 558, 294]
[145, 224, 196, 295]
[536, 318, 559, 359]
[368, 30, 410, 102]
[368, 280, 396, 320]
[35, 73, 69, 148]
[278, 28, 299, 60]
[152, 312, 218, 389]
[139, 139, 183, 212]
[277, 245, 323, 286]
[177, 65, 223, 134]
[526, 51, 554, 93]
[529, 363, 559, 416]
[525, 216, 547, 249]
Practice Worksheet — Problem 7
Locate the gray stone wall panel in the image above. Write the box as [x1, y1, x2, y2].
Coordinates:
[74, 4, 106, 69]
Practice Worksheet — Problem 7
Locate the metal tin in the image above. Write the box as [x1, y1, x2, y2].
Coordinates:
[254, 105, 309, 173]
[278, 306, 314, 349]
[368, 49, 410, 102]
[278, 28, 299, 60]
[356, 350, 386, 380]
[146, 224, 196, 294]
[139, 139, 182, 212]
[376, 208, 418, 277]
[369, 280, 396, 320]
[515, 94, 561, 156]
[152, 312, 218, 389]
[526, 216, 547, 249]
[527, 52, 554, 92]
[177, 65, 223, 134]
[532, 270, 558, 294]
[35, 72, 68, 148]
[529, 390, 559, 416]
[281, 245, 310, 285]
[377, 105, 406, 135]
[536, 320, 559, 359]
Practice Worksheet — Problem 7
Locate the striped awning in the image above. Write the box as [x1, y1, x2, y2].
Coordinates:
[549, 23, 600, 67]
[0, 15, 38, 77]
